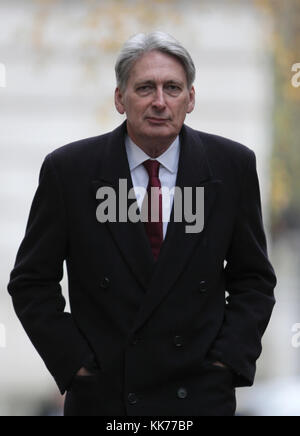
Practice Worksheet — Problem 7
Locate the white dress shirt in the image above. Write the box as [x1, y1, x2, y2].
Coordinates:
[125, 135, 180, 239]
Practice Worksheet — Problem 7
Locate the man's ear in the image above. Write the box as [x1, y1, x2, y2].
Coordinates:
[115, 87, 125, 114]
[187, 86, 195, 114]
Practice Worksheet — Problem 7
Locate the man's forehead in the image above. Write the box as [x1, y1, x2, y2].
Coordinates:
[128, 51, 187, 80]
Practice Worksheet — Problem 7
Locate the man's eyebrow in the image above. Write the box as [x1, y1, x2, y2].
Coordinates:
[135, 79, 184, 87]
[165, 80, 184, 87]
[135, 80, 155, 87]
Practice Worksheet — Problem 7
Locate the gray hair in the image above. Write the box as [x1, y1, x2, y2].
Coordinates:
[115, 31, 196, 91]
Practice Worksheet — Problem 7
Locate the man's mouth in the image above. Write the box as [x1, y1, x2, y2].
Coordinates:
[146, 117, 169, 124]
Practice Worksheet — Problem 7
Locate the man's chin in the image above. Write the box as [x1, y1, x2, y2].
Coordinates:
[143, 124, 176, 138]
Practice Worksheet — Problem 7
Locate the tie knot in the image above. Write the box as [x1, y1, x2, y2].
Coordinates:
[143, 159, 160, 178]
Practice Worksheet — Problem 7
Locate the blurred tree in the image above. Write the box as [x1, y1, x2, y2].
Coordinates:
[30, 0, 181, 56]
[254, 0, 300, 237]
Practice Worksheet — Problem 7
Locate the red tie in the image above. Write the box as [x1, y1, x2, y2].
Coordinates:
[142, 159, 163, 261]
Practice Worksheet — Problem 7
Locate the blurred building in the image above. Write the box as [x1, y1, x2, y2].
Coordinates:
[0, 0, 292, 416]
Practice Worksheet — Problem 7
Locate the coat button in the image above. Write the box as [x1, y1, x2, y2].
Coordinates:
[199, 280, 207, 293]
[128, 393, 138, 405]
[131, 337, 140, 346]
[100, 276, 110, 289]
[174, 335, 184, 347]
[177, 387, 188, 399]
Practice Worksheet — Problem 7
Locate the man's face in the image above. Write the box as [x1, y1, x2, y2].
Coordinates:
[115, 50, 195, 146]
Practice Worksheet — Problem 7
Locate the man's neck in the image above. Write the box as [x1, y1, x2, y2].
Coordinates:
[127, 134, 177, 158]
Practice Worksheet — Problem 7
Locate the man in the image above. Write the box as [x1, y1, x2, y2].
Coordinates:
[8, 32, 276, 416]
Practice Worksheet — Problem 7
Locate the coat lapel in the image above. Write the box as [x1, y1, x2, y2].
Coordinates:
[130, 124, 222, 333]
[91, 122, 222, 332]
[91, 122, 155, 290]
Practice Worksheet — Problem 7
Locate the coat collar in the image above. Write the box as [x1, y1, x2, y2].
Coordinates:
[92, 121, 156, 288]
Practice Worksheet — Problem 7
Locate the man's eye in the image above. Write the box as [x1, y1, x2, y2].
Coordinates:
[137, 86, 152, 92]
[166, 85, 181, 94]
[168, 85, 178, 90]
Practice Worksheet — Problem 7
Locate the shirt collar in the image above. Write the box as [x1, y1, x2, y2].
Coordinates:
[125, 134, 180, 174]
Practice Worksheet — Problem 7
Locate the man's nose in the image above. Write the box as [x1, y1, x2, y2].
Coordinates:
[152, 88, 166, 110]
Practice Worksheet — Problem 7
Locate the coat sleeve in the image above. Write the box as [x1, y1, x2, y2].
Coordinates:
[209, 150, 277, 387]
[7, 153, 94, 394]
